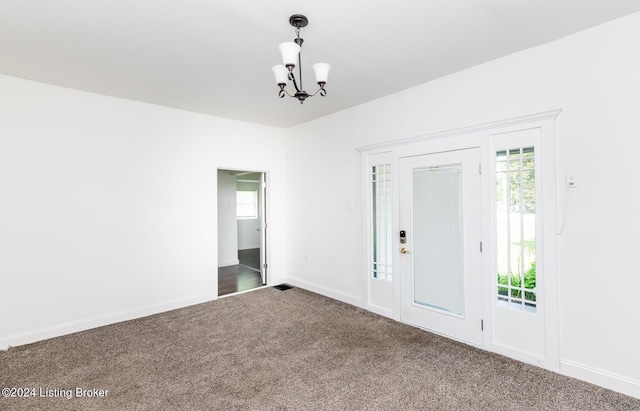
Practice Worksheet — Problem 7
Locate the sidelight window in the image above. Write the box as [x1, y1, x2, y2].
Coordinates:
[496, 147, 537, 312]
[372, 163, 393, 281]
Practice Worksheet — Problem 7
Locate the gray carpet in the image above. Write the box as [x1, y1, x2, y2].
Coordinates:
[1, 287, 639, 410]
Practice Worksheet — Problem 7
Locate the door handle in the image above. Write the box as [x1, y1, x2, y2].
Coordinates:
[400, 247, 409, 254]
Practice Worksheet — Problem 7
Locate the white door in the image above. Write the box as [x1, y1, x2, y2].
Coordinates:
[399, 148, 483, 346]
[259, 172, 267, 285]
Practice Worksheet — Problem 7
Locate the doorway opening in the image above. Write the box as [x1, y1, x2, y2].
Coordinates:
[217, 169, 268, 297]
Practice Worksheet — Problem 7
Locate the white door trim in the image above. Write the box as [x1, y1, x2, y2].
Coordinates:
[215, 167, 271, 299]
[358, 109, 560, 370]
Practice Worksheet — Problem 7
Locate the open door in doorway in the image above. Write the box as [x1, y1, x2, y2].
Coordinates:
[217, 169, 268, 296]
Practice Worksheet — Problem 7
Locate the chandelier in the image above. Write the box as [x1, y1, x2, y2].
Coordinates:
[271, 14, 330, 104]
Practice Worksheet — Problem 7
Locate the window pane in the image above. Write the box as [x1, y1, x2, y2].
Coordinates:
[496, 147, 536, 313]
[237, 191, 258, 219]
[372, 163, 392, 281]
[412, 165, 464, 315]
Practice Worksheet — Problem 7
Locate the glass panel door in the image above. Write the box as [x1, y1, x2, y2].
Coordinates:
[399, 148, 482, 345]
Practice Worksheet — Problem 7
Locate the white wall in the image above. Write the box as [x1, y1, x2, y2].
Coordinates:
[217, 171, 239, 267]
[0, 74, 287, 348]
[285, 12, 640, 397]
[2, 10, 640, 399]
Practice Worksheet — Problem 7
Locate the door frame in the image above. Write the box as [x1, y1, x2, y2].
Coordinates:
[215, 167, 270, 298]
[357, 109, 560, 370]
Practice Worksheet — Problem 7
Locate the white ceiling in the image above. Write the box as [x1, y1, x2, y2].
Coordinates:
[2, 1, 640, 128]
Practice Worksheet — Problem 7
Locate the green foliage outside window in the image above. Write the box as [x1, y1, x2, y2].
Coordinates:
[497, 262, 536, 302]
[496, 148, 536, 213]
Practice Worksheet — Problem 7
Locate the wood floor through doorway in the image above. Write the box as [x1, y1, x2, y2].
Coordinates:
[218, 248, 262, 296]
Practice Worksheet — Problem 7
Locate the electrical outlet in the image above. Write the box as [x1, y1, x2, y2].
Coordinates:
[566, 173, 578, 188]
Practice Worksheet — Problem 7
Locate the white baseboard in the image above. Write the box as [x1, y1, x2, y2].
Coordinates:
[285, 277, 640, 401]
[286, 277, 363, 308]
[218, 259, 239, 268]
[363, 303, 396, 321]
[0, 293, 216, 351]
[268, 272, 286, 287]
[561, 359, 640, 399]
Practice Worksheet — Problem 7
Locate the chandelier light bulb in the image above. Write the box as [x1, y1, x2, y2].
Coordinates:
[272, 65, 289, 85]
[312, 63, 331, 84]
[278, 42, 301, 69]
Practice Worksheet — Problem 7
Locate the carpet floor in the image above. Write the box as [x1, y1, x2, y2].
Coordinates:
[1, 287, 639, 410]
